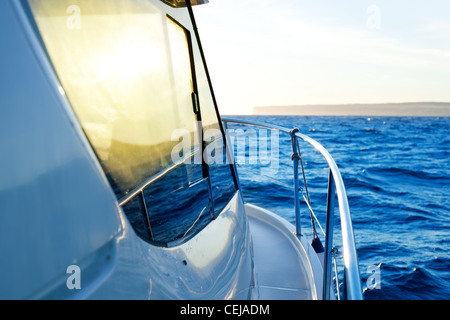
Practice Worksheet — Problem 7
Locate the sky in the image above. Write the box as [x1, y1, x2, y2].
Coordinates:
[193, 0, 450, 115]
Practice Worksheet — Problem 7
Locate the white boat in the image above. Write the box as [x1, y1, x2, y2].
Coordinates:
[0, 0, 362, 300]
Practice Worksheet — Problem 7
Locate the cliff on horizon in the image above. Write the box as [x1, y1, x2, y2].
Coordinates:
[252, 102, 450, 117]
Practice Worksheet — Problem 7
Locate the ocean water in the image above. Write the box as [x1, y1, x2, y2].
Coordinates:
[226, 115, 450, 300]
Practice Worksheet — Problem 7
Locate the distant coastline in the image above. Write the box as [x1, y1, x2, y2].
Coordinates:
[252, 102, 450, 117]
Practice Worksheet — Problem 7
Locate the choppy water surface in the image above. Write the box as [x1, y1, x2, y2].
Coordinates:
[227, 115, 450, 300]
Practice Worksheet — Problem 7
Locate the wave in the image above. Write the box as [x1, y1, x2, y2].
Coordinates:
[368, 166, 450, 181]
[234, 115, 450, 300]
[363, 265, 448, 300]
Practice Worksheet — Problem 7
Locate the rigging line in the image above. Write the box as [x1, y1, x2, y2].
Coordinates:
[296, 140, 319, 238]
[302, 193, 325, 236]
[333, 252, 341, 300]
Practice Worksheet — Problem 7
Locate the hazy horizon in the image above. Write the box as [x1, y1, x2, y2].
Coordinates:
[236, 101, 450, 116]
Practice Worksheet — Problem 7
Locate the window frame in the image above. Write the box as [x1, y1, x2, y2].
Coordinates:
[21, 0, 238, 247]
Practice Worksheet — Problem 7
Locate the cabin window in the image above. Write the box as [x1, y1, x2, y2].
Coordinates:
[25, 0, 236, 246]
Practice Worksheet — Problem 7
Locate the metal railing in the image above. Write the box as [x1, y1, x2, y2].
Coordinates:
[222, 117, 363, 300]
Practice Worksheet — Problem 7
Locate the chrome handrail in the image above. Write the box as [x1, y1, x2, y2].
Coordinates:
[222, 117, 363, 300]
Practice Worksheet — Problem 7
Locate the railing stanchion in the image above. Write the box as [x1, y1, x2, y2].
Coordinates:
[323, 168, 336, 300]
[290, 128, 301, 237]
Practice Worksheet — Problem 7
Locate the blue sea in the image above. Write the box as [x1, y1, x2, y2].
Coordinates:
[226, 115, 450, 300]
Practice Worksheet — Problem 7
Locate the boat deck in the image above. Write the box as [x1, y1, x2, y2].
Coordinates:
[246, 204, 322, 300]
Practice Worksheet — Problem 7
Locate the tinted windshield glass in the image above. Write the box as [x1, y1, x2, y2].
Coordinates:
[28, 0, 199, 198]
[27, 0, 237, 245]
